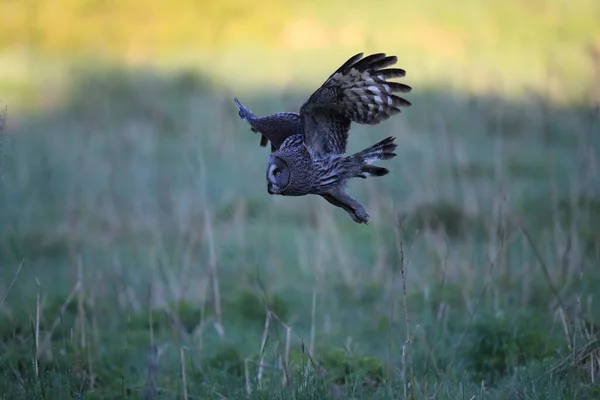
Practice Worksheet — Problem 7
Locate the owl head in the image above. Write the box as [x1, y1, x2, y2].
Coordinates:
[265, 145, 315, 197]
[264, 134, 316, 196]
[266, 155, 291, 195]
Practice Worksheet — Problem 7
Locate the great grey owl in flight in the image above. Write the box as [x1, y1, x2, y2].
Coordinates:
[234, 52, 411, 224]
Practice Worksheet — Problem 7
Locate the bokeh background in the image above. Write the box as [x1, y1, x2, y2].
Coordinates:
[0, 1, 599, 398]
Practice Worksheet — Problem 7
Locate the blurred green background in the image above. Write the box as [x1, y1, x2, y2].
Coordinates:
[0, 1, 599, 399]
[2, 0, 599, 106]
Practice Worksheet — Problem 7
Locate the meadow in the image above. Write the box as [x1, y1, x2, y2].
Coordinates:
[1, 1, 600, 399]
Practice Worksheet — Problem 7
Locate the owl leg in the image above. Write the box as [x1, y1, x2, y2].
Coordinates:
[320, 188, 370, 224]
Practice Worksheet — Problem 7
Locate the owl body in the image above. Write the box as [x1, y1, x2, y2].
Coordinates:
[234, 52, 412, 224]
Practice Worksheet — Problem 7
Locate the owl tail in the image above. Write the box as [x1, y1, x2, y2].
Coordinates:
[349, 136, 397, 177]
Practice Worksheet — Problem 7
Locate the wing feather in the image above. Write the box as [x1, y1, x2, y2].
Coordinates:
[234, 97, 302, 152]
[233, 53, 411, 156]
[300, 53, 412, 157]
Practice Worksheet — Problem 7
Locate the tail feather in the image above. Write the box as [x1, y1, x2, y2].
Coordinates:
[349, 136, 398, 178]
[319, 53, 412, 125]
[361, 164, 389, 177]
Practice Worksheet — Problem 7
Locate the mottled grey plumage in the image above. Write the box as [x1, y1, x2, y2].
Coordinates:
[234, 52, 411, 224]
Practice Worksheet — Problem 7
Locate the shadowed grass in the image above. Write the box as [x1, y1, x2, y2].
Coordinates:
[0, 62, 599, 399]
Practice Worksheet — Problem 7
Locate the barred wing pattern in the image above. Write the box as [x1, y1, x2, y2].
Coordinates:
[233, 52, 411, 156]
[300, 52, 412, 157]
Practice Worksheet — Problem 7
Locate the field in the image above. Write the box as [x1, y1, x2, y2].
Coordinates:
[1, 1, 600, 399]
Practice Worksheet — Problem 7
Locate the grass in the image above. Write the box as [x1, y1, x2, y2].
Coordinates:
[0, 61, 598, 399]
[1, 3, 600, 394]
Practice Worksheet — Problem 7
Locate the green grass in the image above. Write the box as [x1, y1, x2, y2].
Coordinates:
[0, 59, 599, 399]
[1, 1, 600, 393]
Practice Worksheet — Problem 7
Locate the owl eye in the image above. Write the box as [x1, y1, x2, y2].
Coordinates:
[273, 168, 281, 176]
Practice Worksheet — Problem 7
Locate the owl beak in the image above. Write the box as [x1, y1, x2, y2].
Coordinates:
[267, 182, 281, 195]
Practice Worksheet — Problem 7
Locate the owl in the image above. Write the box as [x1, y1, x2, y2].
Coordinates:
[234, 52, 411, 224]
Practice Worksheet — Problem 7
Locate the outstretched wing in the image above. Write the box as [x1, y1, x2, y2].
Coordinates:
[234, 98, 302, 152]
[300, 53, 412, 157]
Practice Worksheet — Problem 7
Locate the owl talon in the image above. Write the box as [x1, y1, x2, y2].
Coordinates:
[351, 209, 370, 224]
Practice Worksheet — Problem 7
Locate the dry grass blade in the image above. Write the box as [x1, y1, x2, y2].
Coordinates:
[204, 205, 225, 339]
[396, 217, 415, 398]
[143, 346, 159, 400]
[0, 105, 8, 182]
[257, 311, 271, 387]
[180, 347, 188, 400]
[34, 277, 40, 379]
[548, 334, 600, 390]
[244, 358, 252, 396]
[38, 281, 82, 357]
[520, 224, 572, 348]
[0, 261, 23, 309]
